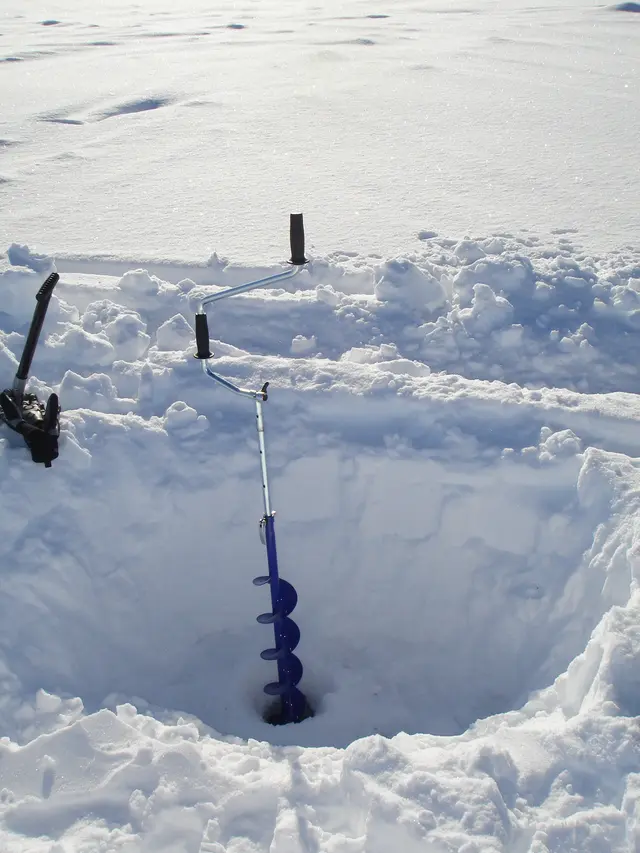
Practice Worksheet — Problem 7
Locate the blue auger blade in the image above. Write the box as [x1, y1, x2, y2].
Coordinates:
[260, 618, 301, 660]
[285, 686, 309, 722]
[253, 577, 298, 614]
[264, 654, 303, 695]
[263, 686, 309, 725]
[277, 579, 298, 615]
[281, 653, 304, 687]
[260, 648, 284, 661]
[280, 616, 301, 651]
[256, 579, 298, 624]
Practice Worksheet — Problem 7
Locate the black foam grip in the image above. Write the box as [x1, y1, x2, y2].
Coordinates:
[36, 272, 59, 302]
[289, 213, 308, 265]
[194, 313, 212, 359]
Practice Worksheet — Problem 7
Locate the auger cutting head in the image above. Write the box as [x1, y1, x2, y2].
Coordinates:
[0, 272, 61, 467]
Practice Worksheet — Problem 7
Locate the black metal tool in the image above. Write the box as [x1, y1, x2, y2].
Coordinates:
[0, 273, 61, 467]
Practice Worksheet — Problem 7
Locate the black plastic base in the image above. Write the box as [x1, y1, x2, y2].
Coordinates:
[0, 390, 60, 467]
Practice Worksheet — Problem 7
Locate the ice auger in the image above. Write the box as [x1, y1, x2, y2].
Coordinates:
[0, 272, 60, 467]
[194, 215, 311, 725]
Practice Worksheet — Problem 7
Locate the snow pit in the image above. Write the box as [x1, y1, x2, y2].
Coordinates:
[0, 398, 616, 748]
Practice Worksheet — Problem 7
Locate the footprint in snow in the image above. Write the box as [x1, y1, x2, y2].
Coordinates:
[96, 96, 175, 120]
[41, 116, 85, 125]
[1, 50, 55, 63]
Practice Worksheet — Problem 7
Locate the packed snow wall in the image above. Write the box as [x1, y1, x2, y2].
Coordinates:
[1, 250, 640, 748]
[0, 381, 634, 748]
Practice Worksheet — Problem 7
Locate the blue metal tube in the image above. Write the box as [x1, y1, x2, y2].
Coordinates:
[263, 515, 285, 681]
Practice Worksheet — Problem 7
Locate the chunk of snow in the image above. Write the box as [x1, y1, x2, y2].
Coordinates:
[163, 401, 208, 435]
[458, 283, 514, 336]
[7, 244, 54, 274]
[155, 314, 195, 351]
[291, 334, 317, 355]
[454, 239, 486, 264]
[375, 259, 447, 312]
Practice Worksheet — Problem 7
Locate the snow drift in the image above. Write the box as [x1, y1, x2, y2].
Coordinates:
[1, 240, 640, 849]
[0, 402, 630, 750]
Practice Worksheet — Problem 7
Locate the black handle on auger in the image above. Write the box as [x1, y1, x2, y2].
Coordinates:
[36, 272, 60, 303]
[289, 214, 307, 266]
[194, 313, 212, 360]
[15, 272, 59, 385]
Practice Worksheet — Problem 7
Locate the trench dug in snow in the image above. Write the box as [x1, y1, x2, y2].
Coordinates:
[0, 399, 607, 748]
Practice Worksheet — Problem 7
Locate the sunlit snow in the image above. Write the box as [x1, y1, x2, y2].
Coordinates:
[1, 1, 639, 851]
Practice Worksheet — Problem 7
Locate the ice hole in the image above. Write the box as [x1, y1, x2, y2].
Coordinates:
[0, 417, 607, 747]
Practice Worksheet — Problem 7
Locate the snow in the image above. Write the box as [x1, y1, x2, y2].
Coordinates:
[1, 0, 640, 850]
[1, 0, 639, 261]
[2, 245, 640, 851]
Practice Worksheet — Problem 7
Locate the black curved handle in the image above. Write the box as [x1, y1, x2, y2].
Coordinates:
[36, 272, 59, 302]
[289, 213, 308, 266]
[194, 313, 212, 359]
[15, 273, 60, 383]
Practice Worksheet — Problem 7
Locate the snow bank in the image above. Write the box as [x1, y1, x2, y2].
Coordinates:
[0, 402, 619, 749]
[1, 245, 640, 849]
[9, 236, 640, 396]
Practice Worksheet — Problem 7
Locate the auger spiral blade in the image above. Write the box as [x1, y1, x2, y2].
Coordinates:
[255, 579, 298, 624]
[264, 654, 303, 696]
[256, 513, 311, 724]
[260, 617, 301, 661]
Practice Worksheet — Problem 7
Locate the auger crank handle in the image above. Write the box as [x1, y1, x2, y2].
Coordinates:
[194, 312, 212, 360]
[194, 213, 309, 369]
[289, 213, 307, 266]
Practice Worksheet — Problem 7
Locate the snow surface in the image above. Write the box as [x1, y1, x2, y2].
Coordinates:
[1, 0, 639, 260]
[1, 1, 640, 851]
[2, 238, 640, 851]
